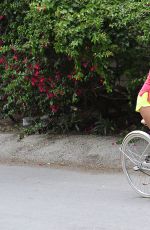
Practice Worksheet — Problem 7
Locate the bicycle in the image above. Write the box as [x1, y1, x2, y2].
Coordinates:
[120, 130, 150, 197]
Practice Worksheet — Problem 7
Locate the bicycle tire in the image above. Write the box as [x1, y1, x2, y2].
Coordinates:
[121, 130, 150, 197]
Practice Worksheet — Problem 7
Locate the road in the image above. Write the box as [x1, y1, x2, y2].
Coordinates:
[0, 165, 150, 230]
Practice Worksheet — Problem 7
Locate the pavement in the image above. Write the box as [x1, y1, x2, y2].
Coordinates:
[0, 132, 122, 170]
[1, 165, 150, 230]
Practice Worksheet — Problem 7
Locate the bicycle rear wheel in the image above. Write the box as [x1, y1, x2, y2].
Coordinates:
[121, 130, 150, 197]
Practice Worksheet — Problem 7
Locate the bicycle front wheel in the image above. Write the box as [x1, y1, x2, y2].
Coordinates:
[121, 130, 150, 197]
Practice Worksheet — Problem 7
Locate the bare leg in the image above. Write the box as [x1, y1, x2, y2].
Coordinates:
[140, 107, 150, 129]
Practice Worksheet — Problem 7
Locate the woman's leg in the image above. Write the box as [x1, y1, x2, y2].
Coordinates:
[140, 107, 150, 129]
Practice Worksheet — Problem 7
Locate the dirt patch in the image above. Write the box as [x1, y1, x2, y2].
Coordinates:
[0, 119, 20, 133]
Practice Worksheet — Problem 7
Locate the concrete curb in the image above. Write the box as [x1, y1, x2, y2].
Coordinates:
[0, 133, 122, 169]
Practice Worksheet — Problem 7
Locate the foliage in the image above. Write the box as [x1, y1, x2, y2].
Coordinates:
[0, 0, 150, 134]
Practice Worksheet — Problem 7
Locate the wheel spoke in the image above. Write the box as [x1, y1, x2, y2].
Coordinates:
[122, 131, 150, 197]
[140, 143, 150, 161]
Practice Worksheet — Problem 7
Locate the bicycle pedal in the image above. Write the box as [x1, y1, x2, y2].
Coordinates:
[145, 155, 150, 163]
[133, 166, 139, 171]
[141, 162, 150, 170]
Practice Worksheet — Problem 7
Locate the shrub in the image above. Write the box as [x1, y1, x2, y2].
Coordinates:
[0, 0, 150, 133]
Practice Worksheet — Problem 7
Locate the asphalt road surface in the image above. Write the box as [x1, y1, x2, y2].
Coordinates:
[0, 165, 150, 230]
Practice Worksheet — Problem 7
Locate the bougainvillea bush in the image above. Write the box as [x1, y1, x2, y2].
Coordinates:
[0, 0, 150, 134]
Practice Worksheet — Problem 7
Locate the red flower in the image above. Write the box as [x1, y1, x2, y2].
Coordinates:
[76, 89, 82, 96]
[39, 77, 45, 84]
[27, 64, 32, 70]
[34, 70, 39, 77]
[0, 56, 5, 64]
[34, 64, 40, 70]
[31, 77, 37, 86]
[39, 86, 45, 92]
[48, 77, 52, 82]
[13, 55, 18, 61]
[90, 65, 96, 72]
[50, 105, 59, 113]
[47, 92, 54, 99]
[0, 15, 5, 20]
[67, 74, 72, 79]
[82, 62, 88, 68]
[0, 40, 3, 46]
[5, 64, 8, 70]
[23, 57, 28, 64]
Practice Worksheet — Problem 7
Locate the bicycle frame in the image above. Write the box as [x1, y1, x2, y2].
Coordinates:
[120, 146, 150, 171]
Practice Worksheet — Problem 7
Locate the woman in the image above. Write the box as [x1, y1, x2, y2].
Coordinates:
[136, 70, 150, 128]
